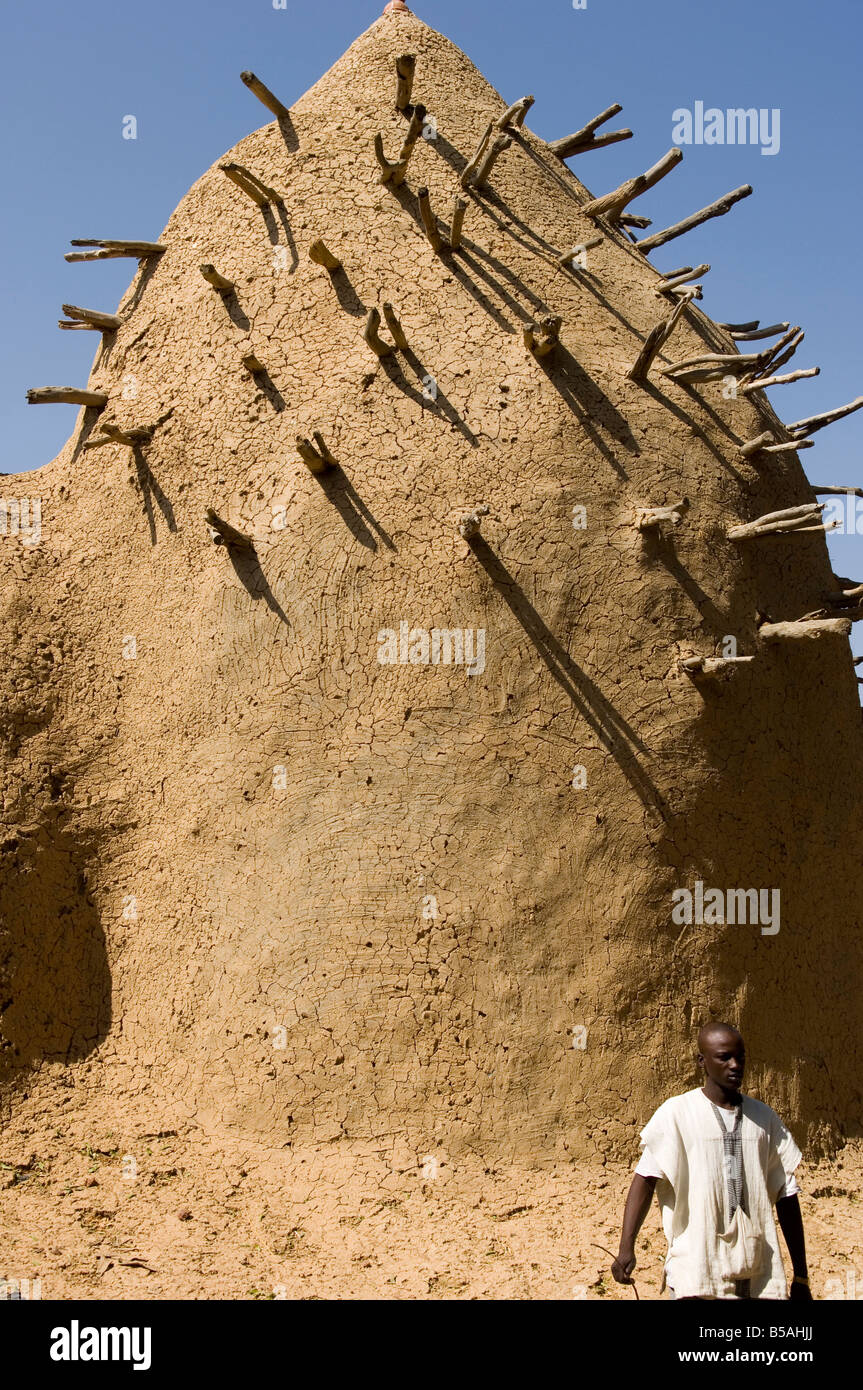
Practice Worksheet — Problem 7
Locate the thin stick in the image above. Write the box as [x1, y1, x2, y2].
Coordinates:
[557, 128, 633, 158]
[739, 432, 774, 457]
[205, 508, 253, 549]
[582, 147, 683, 222]
[635, 185, 753, 252]
[755, 324, 802, 375]
[759, 618, 851, 642]
[59, 304, 122, 330]
[558, 234, 604, 270]
[730, 322, 789, 341]
[741, 367, 820, 393]
[382, 302, 409, 350]
[308, 239, 342, 270]
[417, 187, 443, 252]
[68, 238, 165, 254]
[472, 133, 512, 189]
[295, 436, 331, 475]
[460, 122, 494, 189]
[220, 163, 269, 207]
[199, 264, 234, 292]
[716, 320, 759, 332]
[789, 396, 863, 437]
[591, 1244, 639, 1301]
[655, 264, 709, 294]
[364, 308, 393, 358]
[395, 54, 416, 113]
[449, 196, 468, 250]
[663, 351, 764, 377]
[760, 439, 814, 453]
[240, 70, 290, 120]
[550, 105, 633, 159]
[311, 431, 337, 466]
[26, 386, 108, 406]
[627, 296, 688, 382]
[496, 95, 534, 130]
[812, 485, 863, 496]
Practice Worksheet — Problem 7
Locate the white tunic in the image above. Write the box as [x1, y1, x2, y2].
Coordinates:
[637, 1087, 802, 1299]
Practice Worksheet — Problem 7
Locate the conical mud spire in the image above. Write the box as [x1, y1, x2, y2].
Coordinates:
[2, 8, 861, 1164]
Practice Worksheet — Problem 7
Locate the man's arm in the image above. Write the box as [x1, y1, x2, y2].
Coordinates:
[611, 1174, 657, 1284]
[776, 1194, 812, 1301]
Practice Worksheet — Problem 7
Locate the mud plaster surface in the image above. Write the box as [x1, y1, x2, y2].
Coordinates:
[1, 7, 861, 1275]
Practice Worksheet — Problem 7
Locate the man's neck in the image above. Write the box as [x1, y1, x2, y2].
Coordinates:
[701, 1082, 742, 1109]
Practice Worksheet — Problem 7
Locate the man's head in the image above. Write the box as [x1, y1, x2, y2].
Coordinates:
[697, 1022, 745, 1095]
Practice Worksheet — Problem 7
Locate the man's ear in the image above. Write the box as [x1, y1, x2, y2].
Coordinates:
[696, 1053, 705, 1067]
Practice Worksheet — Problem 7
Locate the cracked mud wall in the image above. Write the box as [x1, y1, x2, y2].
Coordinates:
[0, 10, 860, 1161]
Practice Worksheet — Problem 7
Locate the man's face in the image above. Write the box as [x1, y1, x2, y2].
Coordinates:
[700, 1032, 745, 1090]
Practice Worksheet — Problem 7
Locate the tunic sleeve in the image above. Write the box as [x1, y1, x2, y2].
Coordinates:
[765, 1109, 802, 1203]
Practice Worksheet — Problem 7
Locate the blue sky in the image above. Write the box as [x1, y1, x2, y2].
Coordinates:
[2, 0, 861, 654]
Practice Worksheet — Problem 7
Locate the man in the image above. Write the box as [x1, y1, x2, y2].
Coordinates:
[611, 1023, 812, 1300]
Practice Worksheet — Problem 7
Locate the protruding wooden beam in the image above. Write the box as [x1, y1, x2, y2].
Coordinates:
[635, 185, 753, 253]
[308, 239, 342, 270]
[739, 432, 778, 458]
[663, 351, 766, 385]
[760, 439, 814, 453]
[296, 435, 334, 475]
[812, 485, 863, 497]
[398, 103, 427, 162]
[717, 320, 760, 333]
[242, 352, 266, 374]
[655, 265, 709, 294]
[730, 322, 790, 342]
[496, 95, 534, 130]
[417, 187, 443, 252]
[375, 103, 428, 186]
[458, 504, 489, 540]
[789, 396, 863, 438]
[364, 307, 394, 358]
[617, 214, 652, 228]
[219, 163, 279, 207]
[558, 235, 603, 270]
[755, 324, 802, 375]
[395, 54, 416, 113]
[582, 148, 683, 223]
[759, 618, 851, 643]
[728, 503, 833, 540]
[205, 509, 253, 549]
[382, 302, 409, 350]
[449, 196, 468, 251]
[549, 104, 633, 159]
[58, 303, 122, 332]
[199, 264, 235, 292]
[681, 655, 755, 682]
[472, 133, 512, 189]
[741, 367, 820, 394]
[240, 70, 290, 120]
[26, 386, 108, 406]
[65, 239, 165, 262]
[460, 122, 494, 189]
[627, 297, 688, 382]
[83, 422, 155, 449]
[524, 314, 562, 359]
[635, 500, 687, 531]
[311, 431, 337, 466]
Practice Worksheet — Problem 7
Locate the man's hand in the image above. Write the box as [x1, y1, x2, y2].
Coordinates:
[789, 1278, 813, 1301]
[611, 1248, 636, 1285]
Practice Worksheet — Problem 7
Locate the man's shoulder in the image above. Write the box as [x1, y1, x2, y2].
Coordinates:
[644, 1088, 703, 1125]
[742, 1094, 790, 1131]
